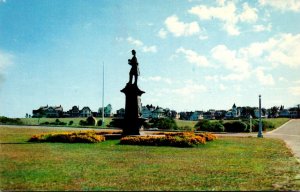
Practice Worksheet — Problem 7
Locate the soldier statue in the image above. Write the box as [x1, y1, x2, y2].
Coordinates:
[128, 49, 140, 85]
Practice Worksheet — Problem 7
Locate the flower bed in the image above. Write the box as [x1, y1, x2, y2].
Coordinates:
[120, 132, 217, 147]
[28, 131, 106, 143]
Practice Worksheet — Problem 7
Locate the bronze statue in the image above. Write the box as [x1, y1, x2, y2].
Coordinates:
[128, 50, 140, 84]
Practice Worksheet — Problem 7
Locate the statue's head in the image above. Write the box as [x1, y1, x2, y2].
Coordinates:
[132, 49, 136, 55]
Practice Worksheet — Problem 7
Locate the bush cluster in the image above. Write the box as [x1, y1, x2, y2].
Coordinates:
[194, 119, 276, 133]
[195, 120, 225, 132]
[120, 132, 217, 147]
[223, 121, 248, 133]
[40, 119, 67, 126]
[0, 116, 23, 125]
[150, 118, 178, 130]
[79, 116, 97, 126]
[29, 131, 105, 143]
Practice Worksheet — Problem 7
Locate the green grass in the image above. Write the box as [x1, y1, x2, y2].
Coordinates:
[20, 117, 113, 128]
[175, 119, 198, 128]
[263, 118, 290, 130]
[1, 126, 299, 191]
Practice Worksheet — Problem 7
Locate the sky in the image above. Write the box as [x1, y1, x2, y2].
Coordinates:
[0, 0, 300, 118]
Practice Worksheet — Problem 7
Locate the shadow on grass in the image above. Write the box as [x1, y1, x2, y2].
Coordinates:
[0, 142, 40, 145]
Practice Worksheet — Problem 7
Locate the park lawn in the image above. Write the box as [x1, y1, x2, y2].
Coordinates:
[175, 119, 198, 129]
[20, 117, 113, 128]
[263, 118, 290, 130]
[1, 127, 299, 191]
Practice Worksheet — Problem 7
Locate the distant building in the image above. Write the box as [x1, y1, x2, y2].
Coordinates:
[189, 111, 203, 121]
[115, 108, 125, 117]
[152, 108, 165, 119]
[279, 109, 290, 117]
[67, 106, 80, 117]
[141, 106, 152, 118]
[32, 105, 63, 118]
[80, 106, 92, 117]
[225, 103, 240, 119]
[98, 104, 113, 117]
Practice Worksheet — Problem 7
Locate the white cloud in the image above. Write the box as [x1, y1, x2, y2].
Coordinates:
[266, 34, 300, 68]
[253, 23, 272, 32]
[142, 46, 157, 53]
[278, 77, 287, 82]
[188, 1, 258, 36]
[239, 33, 300, 68]
[239, 3, 258, 23]
[127, 36, 143, 47]
[173, 80, 207, 96]
[205, 75, 219, 82]
[127, 36, 157, 54]
[219, 83, 227, 91]
[165, 15, 201, 37]
[288, 86, 300, 96]
[198, 35, 208, 40]
[176, 47, 211, 67]
[254, 67, 275, 86]
[141, 76, 172, 84]
[211, 44, 251, 77]
[259, 0, 300, 12]
[158, 28, 168, 39]
[0, 50, 14, 84]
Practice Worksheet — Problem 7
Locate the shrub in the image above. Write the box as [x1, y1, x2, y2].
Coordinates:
[195, 120, 225, 132]
[68, 121, 74, 126]
[0, 116, 23, 125]
[79, 120, 86, 126]
[97, 120, 103, 126]
[29, 131, 105, 143]
[86, 116, 97, 126]
[224, 121, 248, 132]
[150, 118, 178, 130]
[250, 120, 268, 132]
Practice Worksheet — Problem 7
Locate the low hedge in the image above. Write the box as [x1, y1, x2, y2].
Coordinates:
[223, 121, 248, 132]
[195, 120, 225, 132]
[120, 132, 217, 147]
[29, 131, 106, 143]
[0, 116, 23, 125]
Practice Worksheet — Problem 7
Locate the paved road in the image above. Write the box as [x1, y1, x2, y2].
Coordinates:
[266, 119, 300, 161]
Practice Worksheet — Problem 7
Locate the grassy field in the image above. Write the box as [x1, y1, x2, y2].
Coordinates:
[20, 117, 113, 128]
[1, 126, 299, 191]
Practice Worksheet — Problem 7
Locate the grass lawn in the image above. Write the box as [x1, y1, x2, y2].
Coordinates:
[1, 126, 299, 191]
[263, 118, 290, 130]
[175, 119, 198, 128]
[20, 117, 113, 128]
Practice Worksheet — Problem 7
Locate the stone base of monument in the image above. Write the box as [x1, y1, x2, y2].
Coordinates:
[110, 117, 146, 136]
[119, 83, 146, 136]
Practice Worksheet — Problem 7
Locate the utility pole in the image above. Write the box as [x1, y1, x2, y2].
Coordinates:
[102, 62, 105, 128]
[257, 95, 263, 138]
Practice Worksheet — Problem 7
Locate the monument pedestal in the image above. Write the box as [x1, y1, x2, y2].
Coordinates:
[120, 83, 146, 136]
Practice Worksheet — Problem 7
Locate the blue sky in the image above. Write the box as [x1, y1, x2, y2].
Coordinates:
[0, 0, 300, 117]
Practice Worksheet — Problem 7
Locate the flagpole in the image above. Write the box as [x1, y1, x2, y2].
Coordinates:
[102, 62, 105, 128]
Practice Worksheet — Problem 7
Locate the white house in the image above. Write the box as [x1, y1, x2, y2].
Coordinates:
[80, 106, 92, 117]
[225, 104, 240, 119]
[152, 108, 165, 119]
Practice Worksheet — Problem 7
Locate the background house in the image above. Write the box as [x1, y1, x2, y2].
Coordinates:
[32, 105, 63, 118]
[80, 107, 92, 117]
[98, 104, 113, 117]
